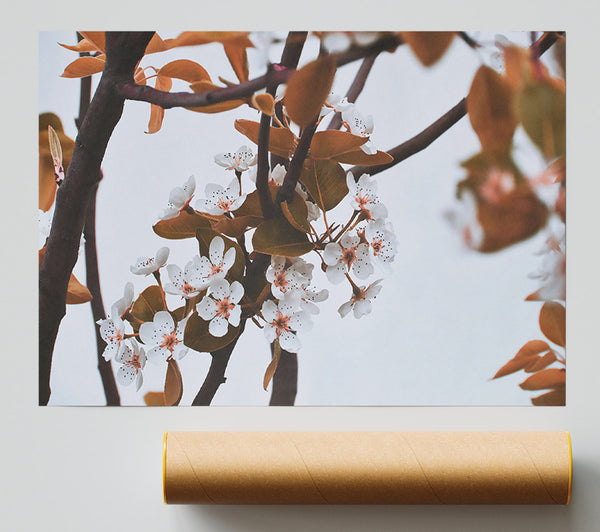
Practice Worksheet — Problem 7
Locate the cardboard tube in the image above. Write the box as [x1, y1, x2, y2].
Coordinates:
[163, 431, 572, 505]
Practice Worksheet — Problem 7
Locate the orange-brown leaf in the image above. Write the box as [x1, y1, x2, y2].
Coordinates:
[400, 32, 455, 66]
[61, 56, 105, 78]
[310, 130, 367, 159]
[165, 31, 254, 50]
[144, 33, 169, 54]
[78, 32, 106, 52]
[514, 339, 552, 359]
[66, 273, 93, 305]
[234, 119, 296, 159]
[188, 81, 245, 113]
[539, 301, 566, 347]
[531, 388, 565, 406]
[334, 149, 394, 166]
[143, 391, 166, 406]
[147, 75, 173, 134]
[519, 368, 565, 391]
[467, 66, 516, 153]
[59, 38, 100, 53]
[214, 215, 262, 238]
[164, 359, 183, 406]
[524, 351, 557, 373]
[153, 211, 211, 240]
[158, 59, 210, 83]
[285, 56, 336, 127]
[223, 43, 249, 83]
[252, 93, 275, 116]
[263, 343, 281, 391]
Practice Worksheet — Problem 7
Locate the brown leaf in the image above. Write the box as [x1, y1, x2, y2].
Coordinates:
[164, 359, 183, 406]
[519, 368, 565, 390]
[539, 301, 566, 347]
[145, 33, 169, 54]
[61, 56, 106, 78]
[531, 388, 565, 406]
[143, 391, 166, 406]
[517, 80, 566, 160]
[263, 342, 281, 391]
[130, 286, 166, 331]
[285, 57, 336, 127]
[524, 351, 557, 373]
[334, 149, 394, 166]
[78, 32, 106, 52]
[153, 211, 211, 239]
[214, 215, 262, 238]
[252, 93, 275, 116]
[164, 31, 254, 50]
[158, 59, 211, 83]
[223, 43, 249, 83]
[281, 199, 310, 233]
[147, 75, 172, 134]
[299, 159, 347, 212]
[467, 66, 516, 153]
[59, 38, 100, 53]
[234, 119, 296, 159]
[187, 81, 246, 113]
[184, 312, 241, 353]
[47, 125, 62, 167]
[252, 217, 314, 257]
[66, 273, 93, 305]
[514, 340, 552, 359]
[400, 32, 455, 66]
[310, 130, 367, 159]
[493, 341, 554, 380]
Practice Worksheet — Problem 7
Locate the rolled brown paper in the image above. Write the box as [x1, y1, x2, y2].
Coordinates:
[163, 431, 572, 505]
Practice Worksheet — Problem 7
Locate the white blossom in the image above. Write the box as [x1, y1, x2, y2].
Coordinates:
[111, 282, 135, 319]
[130, 247, 170, 276]
[338, 280, 383, 319]
[346, 172, 388, 221]
[115, 340, 146, 391]
[194, 236, 237, 287]
[341, 105, 377, 154]
[266, 256, 313, 298]
[196, 279, 244, 337]
[97, 314, 128, 362]
[164, 259, 207, 299]
[261, 294, 312, 353]
[139, 311, 188, 363]
[324, 233, 374, 284]
[364, 220, 397, 264]
[214, 145, 257, 172]
[195, 177, 246, 215]
[159, 176, 196, 220]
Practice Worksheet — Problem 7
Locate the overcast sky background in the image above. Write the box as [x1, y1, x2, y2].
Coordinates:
[38, 31, 561, 406]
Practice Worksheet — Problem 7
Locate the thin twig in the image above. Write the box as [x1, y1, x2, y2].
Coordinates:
[328, 54, 378, 131]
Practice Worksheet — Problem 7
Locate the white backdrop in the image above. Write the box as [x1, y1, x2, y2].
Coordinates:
[3, 1, 600, 531]
[40, 30, 554, 406]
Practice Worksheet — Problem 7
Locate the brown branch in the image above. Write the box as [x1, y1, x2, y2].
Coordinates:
[349, 31, 563, 179]
[39, 31, 154, 405]
[349, 98, 467, 178]
[269, 347, 297, 406]
[277, 119, 317, 203]
[328, 54, 378, 130]
[192, 320, 246, 405]
[256, 109, 277, 218]
[117, 34, 402, 110]
[84, 184, 120, 405]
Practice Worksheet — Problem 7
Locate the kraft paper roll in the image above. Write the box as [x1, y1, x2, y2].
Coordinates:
[163, 431, 572, 505]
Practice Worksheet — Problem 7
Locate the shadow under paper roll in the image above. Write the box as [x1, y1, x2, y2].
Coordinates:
[163, 431, 572, 505]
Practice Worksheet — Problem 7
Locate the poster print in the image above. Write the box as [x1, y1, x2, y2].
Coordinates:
[39, 31, 565, 406]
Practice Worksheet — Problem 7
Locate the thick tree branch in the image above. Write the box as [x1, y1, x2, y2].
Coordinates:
[39, 31, 154, 405]
[328, 54, 378, 131]
[349, 31, 563, 179]
[256, 109, 277, 218]
[269, 348, 298, 406]
[117, 34, 402, 110]
[192, 320, 246, 405]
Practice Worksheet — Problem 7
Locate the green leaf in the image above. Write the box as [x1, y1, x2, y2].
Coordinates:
[517, 80, 566, 160]
[195, 227, 245, 281]
[284, 56, 336, 127]
[153, 211, 211, 239]
[184, 312, 241, 353]
[164, 359, 183, 406]
[130, 286, 165, 331]
[252, 217, 314, 257]
[299, 159, 348, 212]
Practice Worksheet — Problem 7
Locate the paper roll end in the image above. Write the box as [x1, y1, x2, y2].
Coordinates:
[567, 431, 573, 505]
[162, 431, 168, 505]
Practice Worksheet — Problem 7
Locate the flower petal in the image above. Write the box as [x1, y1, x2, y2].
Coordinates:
[117, 365, 136, 386]
[323, 242, 343, 266]
[279, 330, 301, 352]
[325, 262, 347, 284]
[338, 301, 353, 318]
[261, 300, 278, 322]
[229, 281, 245, 304]
[155, 247, 170, 268]
[229, 305, 241, 327]
[209, 236, 225, 265]
[197, 296, 218, 320]
[209, 278, 230, 300]
[209, 315, 230, 337]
